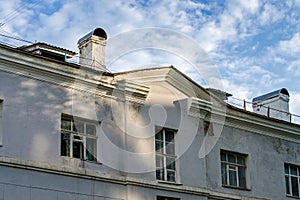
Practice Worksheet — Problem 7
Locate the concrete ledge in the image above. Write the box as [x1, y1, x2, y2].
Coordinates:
[0, 156, 268, 200]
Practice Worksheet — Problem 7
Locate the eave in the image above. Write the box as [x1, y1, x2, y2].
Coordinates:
[0, 44, 149, 105]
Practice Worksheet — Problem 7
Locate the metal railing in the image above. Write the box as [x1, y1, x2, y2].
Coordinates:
[227, 96, 300, 124]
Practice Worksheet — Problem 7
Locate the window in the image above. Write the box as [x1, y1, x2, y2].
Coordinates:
[61, 115, 97, 161]
[221, 150, 247, 189]
[0, 100, 2, 146]
[157, 196, 180, 200]
[285, 163, 300, 197]
[155, 128, 177, 182]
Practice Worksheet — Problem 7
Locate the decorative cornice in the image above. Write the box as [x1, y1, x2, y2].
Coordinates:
[224, 107, 300, 143]
[0, 46, 149, 104]
[186, 97, 213, 119]
[186, 96, 300, 142]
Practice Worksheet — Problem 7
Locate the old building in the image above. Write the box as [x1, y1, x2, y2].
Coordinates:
[0, 28, 299, 200]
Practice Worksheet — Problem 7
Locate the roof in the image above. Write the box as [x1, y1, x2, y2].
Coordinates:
[252, 88, 289, 103]
[18, 42, 76, 58]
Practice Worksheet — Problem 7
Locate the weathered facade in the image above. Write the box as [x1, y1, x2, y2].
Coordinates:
[0, 28, 299, 200]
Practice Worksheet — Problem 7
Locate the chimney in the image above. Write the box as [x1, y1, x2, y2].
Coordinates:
[77, 28, 107, 69]
[252, 88, 290, 122]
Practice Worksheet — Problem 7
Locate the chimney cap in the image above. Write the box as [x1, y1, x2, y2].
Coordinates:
[252, 88, 289, 103]
[77, 27, 107, 45]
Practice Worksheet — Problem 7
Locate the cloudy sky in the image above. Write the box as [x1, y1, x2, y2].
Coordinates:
[0, 0, 300, 119]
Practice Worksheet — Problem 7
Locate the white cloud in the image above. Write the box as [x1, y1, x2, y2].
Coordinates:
[277, 33, 300, 55]
[289, 92, 300, 123]
[259, 3, 285, 25]
[0, 0, 299, 112]
[287, 60, 300, 76]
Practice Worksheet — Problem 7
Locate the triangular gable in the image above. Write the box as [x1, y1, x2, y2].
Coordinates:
[114, 66, 225, 105]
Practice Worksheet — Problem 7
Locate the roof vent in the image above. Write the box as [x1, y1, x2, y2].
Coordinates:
[252, 88, 290, 121]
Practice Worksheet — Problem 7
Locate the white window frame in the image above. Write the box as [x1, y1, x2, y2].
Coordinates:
[61, 115, 98, 162]
[155, 127, 177, 182]
[285, 163, 300, 197]
[221, 150, 247, 189]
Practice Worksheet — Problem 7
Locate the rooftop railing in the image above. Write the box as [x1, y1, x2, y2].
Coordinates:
[227, 96, 300, 124]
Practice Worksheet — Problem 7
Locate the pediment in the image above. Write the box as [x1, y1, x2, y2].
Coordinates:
[115, 66, 225, 106]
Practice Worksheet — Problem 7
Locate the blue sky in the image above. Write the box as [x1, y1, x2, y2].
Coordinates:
[0, 0, 300, 117]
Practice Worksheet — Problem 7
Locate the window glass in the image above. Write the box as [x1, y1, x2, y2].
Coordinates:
[73, 121, 84, 133]
[237, 156, 245, 165]
[291, 165, 298, 175]
[155, 128, 177, 182]
[166, 143, 175, 155]
[291, 176, 299, 197]
[238, 166, 246, 188]
[166, 157, 175, 170]
[285, 165, 289, 174]
[61, 133, 70, 156]
[156, 155, 164, 168]
[229, 169, 237, 186]
[156, 169, 164, 180]
[228, 154, 236, 163]
[73, 140, 83, 159]
[86, 138, 96, 161]
[167, 171, 176, 182]
[86, 124, 96, 135]
[155, 130, 163, 140]
[61, 118, 71, 130]
[221, 163, 227, 185]
[155, 141, 163, 153]
[286, 176, 290, 195]
[165, 131, 174, 142]
[221, 152, 226, 161]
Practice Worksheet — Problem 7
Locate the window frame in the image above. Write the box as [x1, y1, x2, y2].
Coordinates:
[155, 127, 177, 182]
[0, 100, 2, 146]
[60, 114, 98, 162]
[157, 196, 180, 200]
[285, 163, 300, 198]
[220, 150, 247, 189]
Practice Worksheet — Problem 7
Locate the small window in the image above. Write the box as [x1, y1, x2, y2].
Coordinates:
[285, 163, 300, 197]
[157, 196, 180, 200]
[61, 115, 98, 161]
[155, 128, 177, 182]
[221, 150, 247, 189]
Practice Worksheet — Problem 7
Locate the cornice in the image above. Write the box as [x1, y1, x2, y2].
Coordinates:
[185, 97, 300, 143]
[187, 97, 213, 119]
[224, 107, 300, 143]
[0, 46, 149, 104]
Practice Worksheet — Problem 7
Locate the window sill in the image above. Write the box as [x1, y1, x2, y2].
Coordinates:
[61, 156, 102, 165]
[157, 180, 182, 186]
[287, 195, 300, 199]
[85, 160, 102, 165]
[222, 184, 251, 191]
